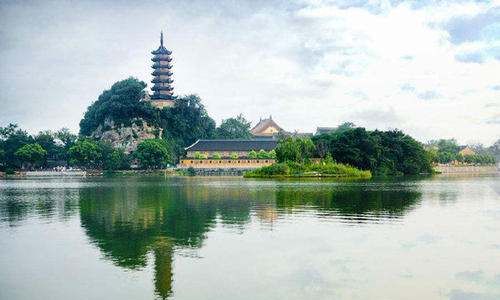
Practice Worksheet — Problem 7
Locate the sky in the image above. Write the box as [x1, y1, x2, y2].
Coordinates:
[0, 0, 499, 145]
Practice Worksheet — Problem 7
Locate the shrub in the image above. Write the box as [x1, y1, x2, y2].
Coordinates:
[230, 152, 239, 159]
[257, 149, 269, 159]
[212, 152, 222, 159]
[248, 150, 258, 159]
[194, 152, 207, 159]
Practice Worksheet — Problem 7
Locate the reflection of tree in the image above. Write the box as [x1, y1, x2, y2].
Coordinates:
[78, 179, 262, 299]
[75, 178, 422, 299]
[275, 184, 422, 221]
[0, 187, 79, 226]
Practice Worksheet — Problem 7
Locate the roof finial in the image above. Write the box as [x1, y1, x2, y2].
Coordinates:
[160, 31, 164, 47]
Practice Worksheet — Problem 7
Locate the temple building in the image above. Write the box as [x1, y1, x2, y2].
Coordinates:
[149, 31, 175, 109]
[180, 139, 277, 170]
[250, 116, 285, 138]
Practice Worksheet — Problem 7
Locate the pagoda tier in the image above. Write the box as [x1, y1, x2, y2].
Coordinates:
[151, 56, 173, 62]
[151, 78, 174, 84]
[152, 85, 174, 91]
[150, 31, 174, 101]
[152, 62, 173, 69]
[151, 70, 173, 76]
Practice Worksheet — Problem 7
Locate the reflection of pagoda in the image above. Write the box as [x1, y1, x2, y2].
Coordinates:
[154, 237, 174, 299]
[149, 31, 175, 109]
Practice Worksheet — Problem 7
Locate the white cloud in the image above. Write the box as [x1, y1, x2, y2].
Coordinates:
[0, 0, 499, 144]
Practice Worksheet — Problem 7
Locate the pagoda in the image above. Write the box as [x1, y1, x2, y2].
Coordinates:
[150, 31, 175, 108]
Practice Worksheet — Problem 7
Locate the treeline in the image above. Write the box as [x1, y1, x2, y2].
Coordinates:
[1, 78, 256, 172]
[426, 139, 497, 165]
[311, 123, 433, 175]
[0, 123, 173, 172]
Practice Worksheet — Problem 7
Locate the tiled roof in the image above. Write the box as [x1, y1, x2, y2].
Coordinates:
[250, 117, 283, 136]
[185, 139, 278, 151]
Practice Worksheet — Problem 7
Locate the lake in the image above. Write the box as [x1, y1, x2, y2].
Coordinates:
[1, 175, 499, 300]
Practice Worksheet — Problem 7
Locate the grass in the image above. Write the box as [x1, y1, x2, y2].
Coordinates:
[244, 160, 371, 179]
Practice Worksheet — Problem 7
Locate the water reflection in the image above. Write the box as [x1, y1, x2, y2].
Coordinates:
[74, 178, 423, 299]
[0, 178, 424, 299]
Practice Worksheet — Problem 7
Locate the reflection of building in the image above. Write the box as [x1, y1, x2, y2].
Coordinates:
[149, 31, 175, 109]
[154, 238, 174, 300]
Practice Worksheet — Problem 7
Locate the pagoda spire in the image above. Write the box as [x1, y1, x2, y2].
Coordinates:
[150, 30, 175, 102]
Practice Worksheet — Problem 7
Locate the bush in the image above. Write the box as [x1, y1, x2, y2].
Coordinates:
[230, 152, 239, 159]
[194, 152, 207, 159]
[244, 160, 371, 178]
[248, 150, 258, 159]
[212, 152, 222, 159]
[257, 149, 269, 159]
[244, 163, 290, 177]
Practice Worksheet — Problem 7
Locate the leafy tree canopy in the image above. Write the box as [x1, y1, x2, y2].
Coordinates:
[68, 139, 102, 169]
[275, 137, 315, 163]
[0, 123, 33, 169]
[313, 127, 432, 175]
[15, 143, 47, 169]
[135, 139, 172, 169]
[215, 114, 252, 139]
[160, 95, 216, 155]
[79, 78, 157, 136]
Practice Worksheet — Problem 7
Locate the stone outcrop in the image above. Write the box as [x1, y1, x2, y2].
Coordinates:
[91, 118, 161, 153]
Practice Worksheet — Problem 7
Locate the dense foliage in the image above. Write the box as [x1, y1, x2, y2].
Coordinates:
[159, 95, 216, 157]
[0, 124, 77, 171]
[275, 137, 315, 163]
[68, 139, 102, 169]
[215, 114, 252, 139]
[312, 125, 433, 175]
[244, 159, 371, 178]
[15, 143, 47, 169]
[134, 139, 172, 169]
[79, 78, 157, 136]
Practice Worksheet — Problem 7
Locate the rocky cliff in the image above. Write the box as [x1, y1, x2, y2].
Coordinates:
[91, 118, 162, 153]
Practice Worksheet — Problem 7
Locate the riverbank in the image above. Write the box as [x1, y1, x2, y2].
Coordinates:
[434, 164, 498, 175]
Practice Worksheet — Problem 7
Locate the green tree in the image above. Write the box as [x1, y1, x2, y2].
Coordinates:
[79, 78, 157, 136]
[275, 137, 315, 163]
[0, 123, 33, 170]
[97, 142, 130, 170]
[34, 130, 66, 167]
[56, 128, 77, 150]
[15, 143, 47, 169]
[68, 139, 101, 169]
[135, 139, 171, 169]
[215, 114, 252, 139]
[312, 127, 432, 175]
[160, 95, 216, 157]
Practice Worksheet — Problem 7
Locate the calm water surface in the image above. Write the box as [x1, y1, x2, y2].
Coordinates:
[0, 175, 499, 300]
